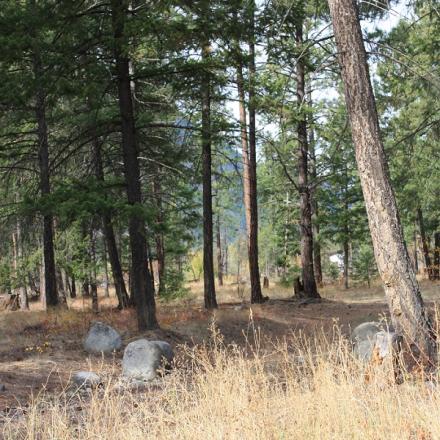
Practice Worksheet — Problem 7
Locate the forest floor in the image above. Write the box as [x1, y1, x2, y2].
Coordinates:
[0, 278, 439, 419]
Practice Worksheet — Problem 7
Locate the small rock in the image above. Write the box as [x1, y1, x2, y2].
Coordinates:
[122, 339, 174, 381]
[83, 321, 122, 354]
[0, 384, 6, 392]
[71, 372, 101, 388]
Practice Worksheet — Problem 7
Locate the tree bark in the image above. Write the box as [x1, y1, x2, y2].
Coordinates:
[295, 22, 320, 299]
[111, 0, 158, 329]
[31, 19, 58, 307]
[328, 0, 435, 368]
[247, 3, 264, 303]
[201, 36, 217, 309]
[417, 207, 434, 280]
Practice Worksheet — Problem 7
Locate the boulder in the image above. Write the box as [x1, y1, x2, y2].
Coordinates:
[122, 339, 174, 381]
[351, 322, 398, 362]
[71, 371, 101, 388]
[83, 321, 122, 354]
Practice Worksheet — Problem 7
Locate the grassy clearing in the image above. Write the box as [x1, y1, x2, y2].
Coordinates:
[1, 325, 440, 440]
[1, 279, 439, 439]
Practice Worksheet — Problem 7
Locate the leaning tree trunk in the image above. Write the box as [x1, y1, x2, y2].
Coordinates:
[201, 36, 217, 310]
[295, 22, 320, 299]
[111, 0, 158, 329]
[328, 0, 435, 368]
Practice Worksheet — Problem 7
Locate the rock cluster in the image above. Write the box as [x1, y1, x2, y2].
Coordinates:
[72, 322, 174, 390]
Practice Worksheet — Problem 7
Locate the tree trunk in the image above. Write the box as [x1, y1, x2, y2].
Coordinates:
[201, 36, 217, 309]
[103, 241, 110, 298]
[82, 279, 90, 297]
[413, 221, 419, 274]
[295, 22, 320, 299]
[153, 176, 165, 296]
[434, 232, 440, 280]
[39, 253, 46, 310]
[90, 226, 99, 313]
[91, 112, 129, 308]
[216, 213, 223, 286]
[56, 269, 67, 304]
[14, 218, 29, 310]
[328, 0, 435, 368]
[61, 270, 70, 300]
[343, 239, 349, 289]
[246, 2, 264, 303]
[111, 0, 158, 329]
[32, 24, 58, 307]
[308, 99, 323, 286]
[343, 172, 350, 290]
[70, 273, 76, 299]
[104, 215, 129, 308]
[224, 228, 228, 276]
[146, 241, 155, 295]
[417, 207, 433, 280]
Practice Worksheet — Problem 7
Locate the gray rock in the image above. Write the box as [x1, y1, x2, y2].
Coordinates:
[71, 372, 101, 388]
[122, 339, 174, 381]
[0, 384, 6, 392]
[351, 322, 398, 362]
[83, 321, 122, 354]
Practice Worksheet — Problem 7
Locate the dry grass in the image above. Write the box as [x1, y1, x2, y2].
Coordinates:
[2, 324, 440, 440]
[1, 279, 440, 439]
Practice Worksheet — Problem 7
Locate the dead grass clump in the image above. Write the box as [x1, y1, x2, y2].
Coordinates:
[2, 327, 440, 440]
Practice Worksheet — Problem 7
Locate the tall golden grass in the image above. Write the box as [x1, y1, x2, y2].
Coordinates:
[2, 323, 439, 440]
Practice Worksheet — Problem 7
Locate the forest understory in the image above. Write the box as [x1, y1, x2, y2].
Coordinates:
[1, 278, 440, 439]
